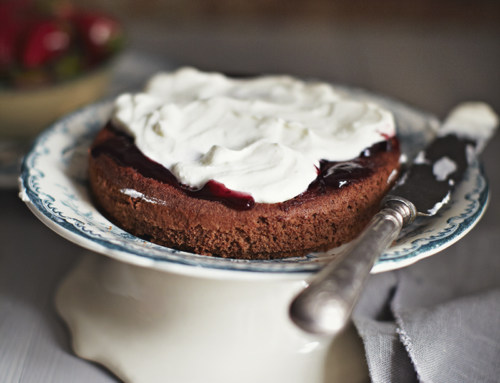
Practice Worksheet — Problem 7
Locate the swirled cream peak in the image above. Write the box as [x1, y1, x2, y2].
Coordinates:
[112, 67, 395, 203]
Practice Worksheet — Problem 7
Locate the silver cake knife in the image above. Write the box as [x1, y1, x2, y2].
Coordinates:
[289, 102, 498, 335]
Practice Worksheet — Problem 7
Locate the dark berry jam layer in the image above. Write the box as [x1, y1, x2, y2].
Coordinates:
[91, 124, 398, 210]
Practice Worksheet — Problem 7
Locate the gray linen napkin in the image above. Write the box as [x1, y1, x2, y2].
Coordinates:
[353, 225, 500, 383]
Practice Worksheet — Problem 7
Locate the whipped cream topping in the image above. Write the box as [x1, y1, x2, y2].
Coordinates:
[112, 67, 396, 203]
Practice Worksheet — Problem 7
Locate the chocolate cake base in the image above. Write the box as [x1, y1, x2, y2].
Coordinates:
[88, 126, 400, 260]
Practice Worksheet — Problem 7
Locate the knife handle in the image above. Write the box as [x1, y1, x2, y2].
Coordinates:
[289, 196, 416, 335]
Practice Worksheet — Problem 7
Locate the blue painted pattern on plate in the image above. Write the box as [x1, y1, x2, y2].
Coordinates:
[19, 89, 489, 274]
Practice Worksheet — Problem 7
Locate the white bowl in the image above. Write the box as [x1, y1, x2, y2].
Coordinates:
[0, 65, 113, 140]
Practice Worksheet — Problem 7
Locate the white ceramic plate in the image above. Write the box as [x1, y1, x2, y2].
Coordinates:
[19, 90, 489, 278]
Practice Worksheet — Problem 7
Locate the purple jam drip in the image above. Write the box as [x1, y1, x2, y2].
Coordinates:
[91, 125, 255, 210]
[91, 124, 394, 210]
[90, 127, 178, 185]
[200, 180, 255, 209]
[320, 161, 372, 188]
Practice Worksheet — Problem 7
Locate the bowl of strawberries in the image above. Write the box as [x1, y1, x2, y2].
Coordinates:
[0, 0, 124, 139]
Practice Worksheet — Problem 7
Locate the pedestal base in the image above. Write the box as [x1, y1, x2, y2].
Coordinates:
[56, 253, 368, 383]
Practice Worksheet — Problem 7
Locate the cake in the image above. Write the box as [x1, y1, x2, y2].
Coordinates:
[89, 68, 401, 260]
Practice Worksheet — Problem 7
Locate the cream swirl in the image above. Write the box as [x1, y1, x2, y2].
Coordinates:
[112, 67, 395, 203]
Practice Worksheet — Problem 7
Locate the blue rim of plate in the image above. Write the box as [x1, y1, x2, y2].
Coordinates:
[19, 91, 489, 276]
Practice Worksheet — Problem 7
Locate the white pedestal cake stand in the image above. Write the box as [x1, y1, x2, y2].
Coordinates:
[55, 252, 368, 383]
[20, 91, 490, 383]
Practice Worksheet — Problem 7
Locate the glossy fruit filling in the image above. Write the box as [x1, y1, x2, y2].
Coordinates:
[91, 124, 398, 210]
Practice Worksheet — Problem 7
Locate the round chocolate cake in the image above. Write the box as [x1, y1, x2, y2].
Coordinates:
[88, 68, 401, 260]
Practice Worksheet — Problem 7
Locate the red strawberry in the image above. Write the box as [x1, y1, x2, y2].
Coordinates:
[0, 1, 29, 70]
[0, 22, 21, 70]
[72, 11, 123, 63]
[0, 0, 31, 23]
[21, 19, 71, 68]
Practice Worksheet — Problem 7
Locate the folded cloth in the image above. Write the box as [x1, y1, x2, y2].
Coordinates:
[353, 226, 500, 383]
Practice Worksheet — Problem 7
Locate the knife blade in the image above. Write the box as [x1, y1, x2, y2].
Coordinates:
[289, 102, 498, 335]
